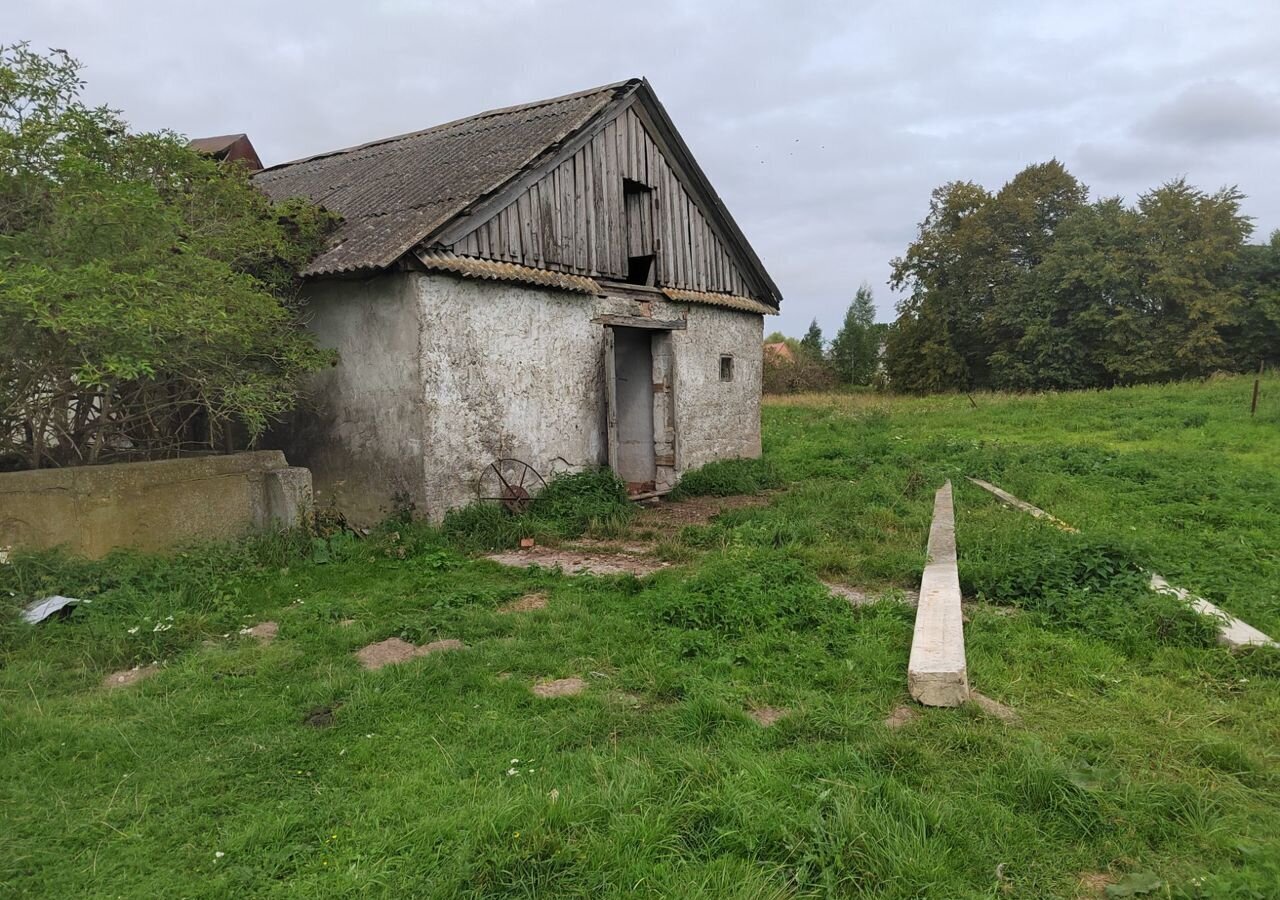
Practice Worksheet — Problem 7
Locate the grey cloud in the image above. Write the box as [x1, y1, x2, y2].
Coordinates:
[9, 0, 1280, 333]
[1138, 80, 1280, 145]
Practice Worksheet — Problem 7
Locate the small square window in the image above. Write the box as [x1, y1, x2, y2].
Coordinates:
[719, 355, 734, 382]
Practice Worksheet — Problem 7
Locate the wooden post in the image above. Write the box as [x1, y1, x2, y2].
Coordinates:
[1251, 360, 1263, 417]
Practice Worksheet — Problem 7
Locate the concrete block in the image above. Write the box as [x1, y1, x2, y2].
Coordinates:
[1149, 574, 1276, 649]
[262, 467, 314, 530]
[0, 451, 312, 558]
[908, 481, 970, 706]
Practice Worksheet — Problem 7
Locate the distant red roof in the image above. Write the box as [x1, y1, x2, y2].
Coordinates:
[189, 133, 262, 172]
[763, 341, 795, 361]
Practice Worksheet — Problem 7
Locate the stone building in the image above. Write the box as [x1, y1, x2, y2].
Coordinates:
[255, 78, 781, 523]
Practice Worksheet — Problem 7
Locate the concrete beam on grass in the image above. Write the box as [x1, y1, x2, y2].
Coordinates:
[1149, 574, 1276, 649]
[966, 478, 1078, 532]
[970, 477, 1276, 650]
[908, 481, 970, 707]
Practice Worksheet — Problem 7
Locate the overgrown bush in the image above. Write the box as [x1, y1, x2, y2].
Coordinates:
[961, 525, 1220, 654]
[0, 44, 336, 469]
[763, 352, 837, 394]
[670, 457, 782, 499]
[442, 468, 634, 551]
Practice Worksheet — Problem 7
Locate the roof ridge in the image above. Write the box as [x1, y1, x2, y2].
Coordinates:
[258, 78, 641, 176]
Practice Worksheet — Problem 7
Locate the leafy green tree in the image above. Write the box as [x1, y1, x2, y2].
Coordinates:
[889, 180, 997, 391]
[1228, 230, 1280, 368]
[0, 43, 336, 469]
[799, 319, 824, 359]
[888, 160, 1254, 393]
[829, 283, 879, 384]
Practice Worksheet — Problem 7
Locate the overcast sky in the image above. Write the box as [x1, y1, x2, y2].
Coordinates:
[11, 1, 1280, 334]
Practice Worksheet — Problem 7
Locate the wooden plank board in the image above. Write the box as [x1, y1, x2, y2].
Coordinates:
[583, 141, 596, 274]
[528, 182, 543, 267]
[603, 123, 622, 275]
[573, 151, 587, 272]
[516, 192, 533, 265]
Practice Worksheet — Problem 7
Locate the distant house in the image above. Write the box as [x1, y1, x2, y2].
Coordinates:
[763, 341, 795, 362]
[189, 133, 263, 171]
[254, 78, 781, 523]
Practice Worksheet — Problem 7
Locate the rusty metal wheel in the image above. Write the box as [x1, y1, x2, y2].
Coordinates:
[476, 458, 547, 514]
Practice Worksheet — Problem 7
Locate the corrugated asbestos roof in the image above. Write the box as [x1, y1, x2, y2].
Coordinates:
[414, 250, 601, 295]
[254, 83, 635, 277]
[662, 287, 777, 316]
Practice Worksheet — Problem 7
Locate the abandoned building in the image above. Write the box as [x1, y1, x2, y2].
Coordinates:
[254, 78, 781, 523]
[189, 133, 263, 171]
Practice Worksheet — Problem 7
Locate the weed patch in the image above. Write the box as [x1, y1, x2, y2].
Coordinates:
[670, 457, 782, 499]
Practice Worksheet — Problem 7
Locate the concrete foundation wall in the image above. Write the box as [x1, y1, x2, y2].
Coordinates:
[0, 451, 312, 558]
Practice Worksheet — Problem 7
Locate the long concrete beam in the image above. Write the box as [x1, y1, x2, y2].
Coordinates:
[969, 478, 1276, 650]
[966, 478, 1077, 532]
[1149, 574, 1276, 649]
[908, 481, 970, 706]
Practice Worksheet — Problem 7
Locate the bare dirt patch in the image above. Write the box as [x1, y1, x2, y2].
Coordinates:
[338, 618, 356, 628]
[103, 664, 159, 690]
[531, 676, 587, 698]
[970, 691, 1020, 724]
[1076, 872, 1114, 897]
[883, 705, 920, 730]
[303, 703, 340, 728]
[631, 493, 775, 539]
[498, 592, 549, 614]
[356, 637, 465, 671]
[239, 621, 278, 643]
[825, 582, 920, 608]
[748, 705, 789, 727]
[487, 548, 668, 577]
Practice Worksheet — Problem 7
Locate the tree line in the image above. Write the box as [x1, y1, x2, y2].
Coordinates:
[764, 284, 888, 393]
[885, 160, 1279, 393]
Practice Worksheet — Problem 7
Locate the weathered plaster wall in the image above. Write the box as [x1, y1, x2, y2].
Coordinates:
[275, 273, 426, 524]
[0, 451, 311, 558]
[668, 304, 764, 470]
[415, 274, 608, 520]
[283, 271, 764, 524]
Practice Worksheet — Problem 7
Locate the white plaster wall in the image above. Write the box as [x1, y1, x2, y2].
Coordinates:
[281, 272, 765, 525]
[669, 304, 764, 471]
[415, 274, 607, 520]
[274, 273, 427, 524]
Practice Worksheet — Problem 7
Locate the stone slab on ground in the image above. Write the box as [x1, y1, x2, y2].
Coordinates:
[1149, 573, 1276, 649]
[747, 706, 788, 726]
[103, 664, 159, 689]
[486, 548, 668, 576]
[883, 705, 919, 730]
[907, 481, 970, 707]
[239, 621, 278, 643]
[825, 581, 919, 608]
[969, 690, 1020, 723]
[497, 592, 549, 614]
[531, 676, 587, 698]
[356, 637, 465, 670]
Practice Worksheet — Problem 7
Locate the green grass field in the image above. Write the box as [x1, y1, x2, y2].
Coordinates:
[2, 375, 1278, 898]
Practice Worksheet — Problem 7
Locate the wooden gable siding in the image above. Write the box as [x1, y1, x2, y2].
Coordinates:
[447, 108, 755, 298]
